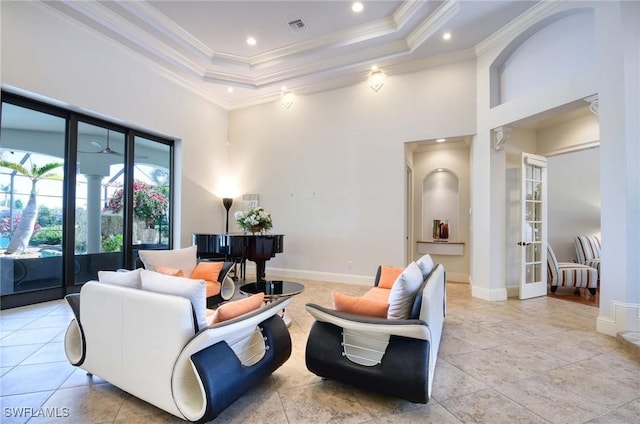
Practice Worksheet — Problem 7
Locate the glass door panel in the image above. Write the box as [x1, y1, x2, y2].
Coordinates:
[0, 103, 66, 295]
[132, 135, 171, 252]
[519, 153, 547, 299]
[75, 123, 125, 283]
[1, 92, 174, 309]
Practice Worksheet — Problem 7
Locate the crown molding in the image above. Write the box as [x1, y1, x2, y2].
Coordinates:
[86, 0, 430, 72]
[384, 48, 476, 76]
[114, 0, 214, 60]
[24, 0, 475, 111]
[203, 38, 407, 89]
[246, 16, 400, 68]
[32, 1, 226, 109]
[57, 0, 206, 76]
[393, 0, 427, 29]
[227, 48, 477, 110]
[209, 0, 427, 70]
[52, 0, 441, 79]
[407, 0, 460, 52]
[474, 0, 570, 57]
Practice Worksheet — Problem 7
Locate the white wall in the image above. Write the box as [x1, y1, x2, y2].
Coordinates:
[537, 113, 600, 155]
[412, 145, 470, 282]
[474, 3, 599, 302]
[546, 148, 600, 262]
[1, 2, 229, 248]
[476, 0, 640, 335]
[499, 10, 597, 104]
[229, 60, 476, 283]
[538, 113, 601, 263]
[594, 1, 640, 334]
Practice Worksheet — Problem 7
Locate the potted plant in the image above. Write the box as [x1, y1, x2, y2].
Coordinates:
[104, 180, 168, 242]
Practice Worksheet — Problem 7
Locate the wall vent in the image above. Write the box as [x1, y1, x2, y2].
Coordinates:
[288, 18, 307, 32]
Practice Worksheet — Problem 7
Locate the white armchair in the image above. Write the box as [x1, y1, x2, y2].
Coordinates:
[304, 263, 446, 403]
[64, 281, 291, 422]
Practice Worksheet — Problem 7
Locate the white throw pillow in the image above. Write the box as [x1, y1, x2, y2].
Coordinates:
[415, 254, 434, 278]
[138, 245, 197, 277]
[140, 269, 207, 330]
[387, 262, 423, 320]
[98, 268, 142, 289]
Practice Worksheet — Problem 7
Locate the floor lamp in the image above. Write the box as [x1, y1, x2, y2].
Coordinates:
[223, 197, 233, 233]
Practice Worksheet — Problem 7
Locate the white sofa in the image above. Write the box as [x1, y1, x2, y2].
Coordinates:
[64, 281, 291, 422]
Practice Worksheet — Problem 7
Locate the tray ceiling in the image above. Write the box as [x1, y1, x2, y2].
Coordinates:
[42, 0, 538, 109]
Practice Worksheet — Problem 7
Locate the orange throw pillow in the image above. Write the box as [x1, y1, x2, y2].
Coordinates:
[208, 293, 265, 325]
[155, 266, 185, 277]
[333, 292, 389, 318]
[378, 265, 404, 289]
[190, 261, 224, 281]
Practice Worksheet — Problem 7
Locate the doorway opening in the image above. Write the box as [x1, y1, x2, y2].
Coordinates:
[501, 102, 600, 304]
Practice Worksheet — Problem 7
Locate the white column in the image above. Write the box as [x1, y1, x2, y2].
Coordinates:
[85, 175, 102, 254]
[595, 1, 640, 335]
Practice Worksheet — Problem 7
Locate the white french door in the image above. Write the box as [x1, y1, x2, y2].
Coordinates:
[519, 153, 548, 299]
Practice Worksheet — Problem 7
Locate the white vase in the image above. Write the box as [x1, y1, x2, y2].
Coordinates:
[138, 228, 158, 244]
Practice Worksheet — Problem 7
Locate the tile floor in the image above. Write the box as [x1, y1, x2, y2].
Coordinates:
[1, 279, 639, 424]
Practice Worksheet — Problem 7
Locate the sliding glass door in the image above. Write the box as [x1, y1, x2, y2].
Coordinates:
[0, 92, 173, 308]
[74, 123, 127, 285]
[0, 102, 66, 300]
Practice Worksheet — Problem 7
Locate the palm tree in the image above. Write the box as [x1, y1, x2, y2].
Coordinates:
[0, 160, 63, 254]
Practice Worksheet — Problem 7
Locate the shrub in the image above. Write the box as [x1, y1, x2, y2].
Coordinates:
[102, 234, 123, 253]
[29, 228, 62, 246]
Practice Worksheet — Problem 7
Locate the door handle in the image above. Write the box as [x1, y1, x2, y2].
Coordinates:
[517, 242, 532, 246]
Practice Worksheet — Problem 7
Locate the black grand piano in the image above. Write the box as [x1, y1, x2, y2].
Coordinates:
[192, 233, 284, 282]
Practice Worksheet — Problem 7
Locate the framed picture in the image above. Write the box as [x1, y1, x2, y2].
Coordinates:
[242, 193, 260, 210]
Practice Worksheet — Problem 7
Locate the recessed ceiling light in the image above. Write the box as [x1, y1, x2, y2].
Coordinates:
[352, 2, 364, 13]
[227, 87, 234, 93]
[442, 32, 451, 40]
[436, 138, 446, 142]
[246, 36, 257, 46]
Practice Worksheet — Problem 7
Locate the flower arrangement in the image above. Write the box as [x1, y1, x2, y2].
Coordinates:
[104, 181, 168, 228]
[234, 207, 272, 233]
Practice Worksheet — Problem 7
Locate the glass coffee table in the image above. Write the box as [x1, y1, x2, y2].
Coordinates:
[239, 280, 305, 326]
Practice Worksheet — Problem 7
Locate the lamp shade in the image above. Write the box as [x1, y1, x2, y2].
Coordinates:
[222, 197, 233, 233]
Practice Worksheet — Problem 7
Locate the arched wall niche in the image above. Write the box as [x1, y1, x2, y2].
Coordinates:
[422, 168, 459, 241]
[489, 8, 596, 107]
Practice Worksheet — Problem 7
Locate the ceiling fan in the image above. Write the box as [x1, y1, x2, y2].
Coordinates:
[80, 130, 123, 156]
[79, 130, 147, 159]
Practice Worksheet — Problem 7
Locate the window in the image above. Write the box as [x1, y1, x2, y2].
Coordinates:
[0, 92, 174, 308]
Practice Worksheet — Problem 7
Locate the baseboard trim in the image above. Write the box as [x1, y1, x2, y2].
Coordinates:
[471, 284, 508, 301]
[447, 272, 469, 283]
[506, 285, 520, 298]
[596, 301, 640, 336]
